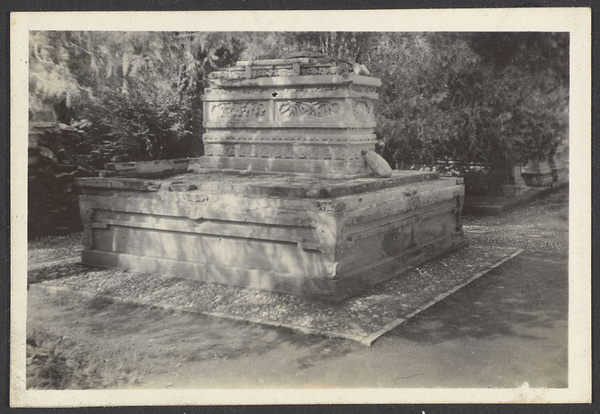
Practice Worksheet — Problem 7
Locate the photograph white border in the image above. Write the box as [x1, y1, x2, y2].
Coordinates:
[10, 8, 592, 407]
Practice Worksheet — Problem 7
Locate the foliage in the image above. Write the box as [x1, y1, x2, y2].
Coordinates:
[367, 33, 478, 169]
[27, 31, 569, 238]
[236, 31, 568, 174]
[29, 31, 245, 162]
[460, 32, 569, 168]
[28, 31, 247, 238]
[368, 32, 568, 172]
[236, 31, 375, 63]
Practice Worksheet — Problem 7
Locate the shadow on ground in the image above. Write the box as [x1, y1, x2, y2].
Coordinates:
[389, 251, 567, 343]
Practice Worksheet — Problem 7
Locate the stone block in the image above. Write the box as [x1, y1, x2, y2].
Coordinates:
[202, 56, 382, 177]
[522, 158, 554, 187]
[75, 171, 466, 302]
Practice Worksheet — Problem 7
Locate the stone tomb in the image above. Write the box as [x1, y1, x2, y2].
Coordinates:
[76, 55, 467, 302]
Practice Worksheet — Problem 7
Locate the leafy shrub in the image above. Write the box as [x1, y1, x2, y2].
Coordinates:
[29, 31, 244, 164]
[370, 32, 568, 175]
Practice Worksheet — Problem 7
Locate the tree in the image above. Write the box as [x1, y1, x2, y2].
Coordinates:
[466, 32, 569, 164]
[364, 32, 568, 178]
[29, 31, 245, 162]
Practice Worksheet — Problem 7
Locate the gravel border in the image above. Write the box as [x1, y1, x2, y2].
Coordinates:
[32, 245, 521, 345]
[464, 225, 568, 252]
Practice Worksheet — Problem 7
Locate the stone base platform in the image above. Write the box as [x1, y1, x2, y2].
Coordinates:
[75, 170, 467, 302]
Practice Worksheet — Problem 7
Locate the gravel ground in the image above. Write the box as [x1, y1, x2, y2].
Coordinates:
[463, 187, 568, 228]
[34, 245, 518, 344]
[464, 225, 567, 252]
[463, 187, 568, 252]
[27, 232, 84, 271]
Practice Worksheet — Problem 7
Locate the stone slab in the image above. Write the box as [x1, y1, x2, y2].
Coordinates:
[76, 170, 441, 198]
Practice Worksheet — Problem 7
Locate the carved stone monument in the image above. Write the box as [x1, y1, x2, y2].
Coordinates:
[75, 54, 467, 302]
[199, 54, 379, 177]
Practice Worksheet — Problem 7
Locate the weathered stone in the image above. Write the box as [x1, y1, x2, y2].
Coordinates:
[104, 158, 194, 177]
[363, 150, 393, 178]
[198, 56, 381, 178]
[522, 158, 554, 187]
[76, 171, 466, 302]
[548, 142, 569, 183]
[75, 53, 467, 302]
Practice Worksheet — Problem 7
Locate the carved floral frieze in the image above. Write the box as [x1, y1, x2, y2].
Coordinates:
[350, 85, 378, 94]
[253, 68, 295, 78]
[301, 66, 339, 76]
[203, 132, 376, 144]
[209, 65, 350, 80]
[203, 59, 381, 173]
[279, 101, 341, 118]
[208, 68, 296, 80]
[205, 86, 347, 99]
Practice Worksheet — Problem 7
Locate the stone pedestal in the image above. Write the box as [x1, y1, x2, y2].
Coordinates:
[548, 143, 569, 183]
[76, 171, 466, 302]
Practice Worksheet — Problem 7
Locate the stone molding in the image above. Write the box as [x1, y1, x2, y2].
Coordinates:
[208, 63, 350, 80]
[205, 98, 376, 127]
[203, 143, 373, 161]
[352, 100, 373, 121]
[204, 86, 379, 101]
[207, 74, 382, 89]
[202, 132, 376, 144]
[202, 57, 381, 176]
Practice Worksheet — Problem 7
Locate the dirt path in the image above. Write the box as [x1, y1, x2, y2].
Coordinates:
[26, 188, 569, 390]
[27, 249, 567, 389]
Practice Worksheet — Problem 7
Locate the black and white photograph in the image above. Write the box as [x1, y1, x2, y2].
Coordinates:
[9, 9, 591, 407]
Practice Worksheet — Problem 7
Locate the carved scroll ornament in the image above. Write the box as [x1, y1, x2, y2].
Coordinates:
[211, 102, 266, 119]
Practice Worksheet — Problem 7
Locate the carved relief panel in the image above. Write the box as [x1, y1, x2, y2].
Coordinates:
[277, 100, 343, 121]
[208, 101, 268, 123]
[353, 100, 374, 122]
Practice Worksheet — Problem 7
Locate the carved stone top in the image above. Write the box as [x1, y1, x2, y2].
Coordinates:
[208, 52, 359, 81]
